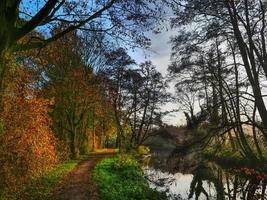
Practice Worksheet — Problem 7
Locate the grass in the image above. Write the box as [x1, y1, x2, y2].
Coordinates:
[93, 154, 166, 200]
[2, 160, 78, 200]
[92, 148, 119, 154]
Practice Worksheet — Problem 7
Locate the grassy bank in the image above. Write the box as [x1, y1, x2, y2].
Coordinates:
[94, 154, 166, 200]
[1, 160, 78, 200]
[204, 144, 267, 170]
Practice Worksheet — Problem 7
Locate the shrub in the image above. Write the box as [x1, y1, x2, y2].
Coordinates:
[0, 70, 58, 195]
[137, 145, 150, 155]
[94, 154, 166, 200]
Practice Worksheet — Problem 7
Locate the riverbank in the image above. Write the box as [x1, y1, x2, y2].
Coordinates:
[204, 145, 267, 171]
[93, 154, 167, 200]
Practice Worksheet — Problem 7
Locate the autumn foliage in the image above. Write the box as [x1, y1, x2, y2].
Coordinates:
[0, 68, 57, 194]
[0, 28, 163, 197]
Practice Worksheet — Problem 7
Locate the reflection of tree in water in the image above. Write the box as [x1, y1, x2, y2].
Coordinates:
[188, 175, 209, 200]
[144, 150, 267, 200]
[188, 164, 267, 200]
[188, 164, 224, 200]
[224, 174, 266, 200]
[143, 167, 184, 199]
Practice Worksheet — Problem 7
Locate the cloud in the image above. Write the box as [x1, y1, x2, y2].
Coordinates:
[128, 28, 186, 126]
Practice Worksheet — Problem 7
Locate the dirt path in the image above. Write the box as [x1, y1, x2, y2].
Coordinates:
[50, 153, 114, 200]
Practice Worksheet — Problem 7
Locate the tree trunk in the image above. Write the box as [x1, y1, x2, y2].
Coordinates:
[0, 56, 7, 113]
[226, 1, 267, 139]
[70, 131, 76, 159]
[0, 1, 20, 109]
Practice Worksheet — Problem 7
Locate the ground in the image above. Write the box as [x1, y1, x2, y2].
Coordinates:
[49, 152, 115, 200]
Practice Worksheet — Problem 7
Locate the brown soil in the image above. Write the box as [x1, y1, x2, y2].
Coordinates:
[49, 153, 114, 200]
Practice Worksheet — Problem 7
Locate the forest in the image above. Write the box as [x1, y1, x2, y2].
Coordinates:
[0, 0, 267, 200]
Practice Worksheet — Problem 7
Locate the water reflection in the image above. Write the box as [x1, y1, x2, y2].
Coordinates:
[142, 151, 267, 200]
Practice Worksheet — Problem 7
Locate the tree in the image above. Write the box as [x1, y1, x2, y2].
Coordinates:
[102, 48, 136, 149]
[167, 0, 267, 159]
[103, 50, 169, 149]
[32, 30, 114, 158]
[126, 61, 169, 147]
[168, 0, 267, 138]
[0, 0, 164, 82]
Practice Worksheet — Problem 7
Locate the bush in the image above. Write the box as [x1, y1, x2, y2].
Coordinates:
[94, 154, 166, 200]
[137, 146, 150, 155]
[0, 71, 58, 195]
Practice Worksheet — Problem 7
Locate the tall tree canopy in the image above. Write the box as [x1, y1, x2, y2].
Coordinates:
[0, 0, 165, 106]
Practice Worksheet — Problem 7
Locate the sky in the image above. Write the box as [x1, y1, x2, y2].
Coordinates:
[128, 28, 187, 126]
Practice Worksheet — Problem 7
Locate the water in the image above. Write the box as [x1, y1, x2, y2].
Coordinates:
[142, 150, 267, 200]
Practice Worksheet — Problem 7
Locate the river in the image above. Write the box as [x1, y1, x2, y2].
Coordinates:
[142, 150, 267, 200]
